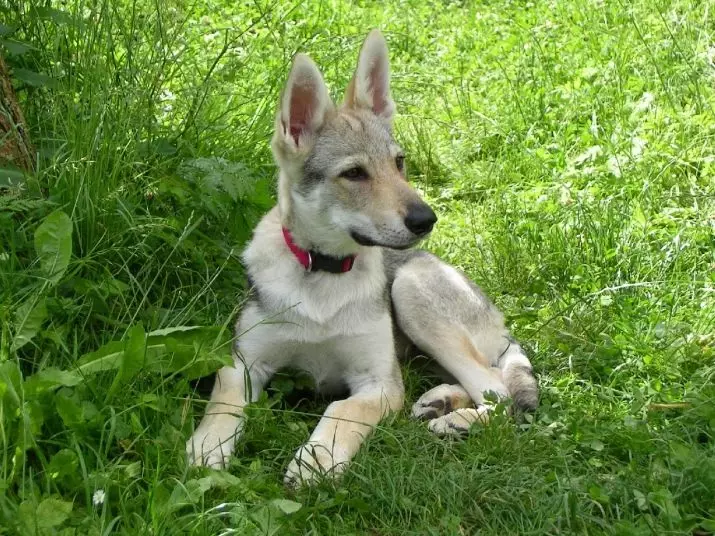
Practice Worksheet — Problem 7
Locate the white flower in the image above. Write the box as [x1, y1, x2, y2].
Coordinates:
[93, 489, 106, 506]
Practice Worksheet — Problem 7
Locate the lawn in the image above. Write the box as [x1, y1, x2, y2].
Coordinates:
[1, 0, 714, 534]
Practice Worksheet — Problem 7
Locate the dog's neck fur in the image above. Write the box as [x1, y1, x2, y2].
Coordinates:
[277, 170, 365, 258]
[243, 206, 386, 325]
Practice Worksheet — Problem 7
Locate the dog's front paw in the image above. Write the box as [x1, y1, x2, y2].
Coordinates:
[411, 383, 472, 420]
[284, 443, 347, 488]
[427, 406, 492, 437]
[186, 418, 242, 469]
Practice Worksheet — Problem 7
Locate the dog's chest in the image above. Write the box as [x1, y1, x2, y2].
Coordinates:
[258, 264, 388, 339]
[244, 226, 389, 337]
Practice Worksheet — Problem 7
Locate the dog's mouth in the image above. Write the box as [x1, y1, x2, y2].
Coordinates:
[350, 230, 425, 250]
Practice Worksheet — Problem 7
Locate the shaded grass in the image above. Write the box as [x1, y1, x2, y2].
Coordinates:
[1, 0, 714, 534]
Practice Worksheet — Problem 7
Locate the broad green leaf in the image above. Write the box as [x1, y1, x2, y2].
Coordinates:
[0, 23, 17, 36]
[0, 38, 32, 55]
[76, 341, 125, 374]
[55, 391, 83, 428]
[167, 473, 243, 513]
[76, 326, 230, 381]
[12, 67, 54, 87]
[167, 479, 211, 512]
[271, 499, 302, 515]
[12, 296, 47, 351]
[143, 325, 231, 379]
[108, 323, 146, 396]
[198, 471, 242, 489]
[148, 325, 204, 337]
[48, 449, 79, 481]
[633, 489, 648, 511]
[155, 336, 232, 380]
[36, 498, 73, 529]
[34, 210, 72, 285]
[24, 367, 82, 395]
[589, 439, 604, 451]
[17, 501, 37, 534]
[18, 399, 44, 449]
[632, 204, 647, 227]
[599, 294, 613, 307]
[588, 485, 610, 504]
[0, 361, 23, 408]
[648, 488, 681, 521]
[125, 460, 142, 478]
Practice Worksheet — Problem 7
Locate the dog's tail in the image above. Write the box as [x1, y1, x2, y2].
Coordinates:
[498, 338, 539, 411]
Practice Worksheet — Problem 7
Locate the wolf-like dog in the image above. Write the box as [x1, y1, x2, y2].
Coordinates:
[186, 30, 538, 486]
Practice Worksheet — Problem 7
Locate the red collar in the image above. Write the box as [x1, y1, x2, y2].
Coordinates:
[282, 227, 356, 273]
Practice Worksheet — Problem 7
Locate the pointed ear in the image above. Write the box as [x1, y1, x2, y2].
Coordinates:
[344, 30, 395, 121]
[277, 54, 333, 150]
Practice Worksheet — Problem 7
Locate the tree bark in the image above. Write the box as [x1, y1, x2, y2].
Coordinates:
[0, 52, 35, 173]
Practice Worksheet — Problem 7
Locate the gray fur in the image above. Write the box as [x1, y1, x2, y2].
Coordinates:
[389, 251, 538, 410]
[504, 365, 539, 410]
[299, 112, 393, 195]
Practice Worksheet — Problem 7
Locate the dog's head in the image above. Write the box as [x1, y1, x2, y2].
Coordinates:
[271, 30, 437, 256]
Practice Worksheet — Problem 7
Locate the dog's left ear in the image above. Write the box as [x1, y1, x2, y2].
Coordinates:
[344, 30, 395, 121]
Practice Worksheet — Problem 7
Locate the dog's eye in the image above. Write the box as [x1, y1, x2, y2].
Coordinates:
[395, 155, 405, 171]
[340, 166, 368, 181]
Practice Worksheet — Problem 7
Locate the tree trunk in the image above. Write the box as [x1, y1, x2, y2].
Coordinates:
[0, 52, 35, 173]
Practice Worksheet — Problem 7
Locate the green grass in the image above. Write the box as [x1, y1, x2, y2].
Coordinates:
[1, 0, 714, 534]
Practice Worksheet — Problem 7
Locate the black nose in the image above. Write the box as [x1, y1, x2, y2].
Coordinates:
[404, 202, 437, 236]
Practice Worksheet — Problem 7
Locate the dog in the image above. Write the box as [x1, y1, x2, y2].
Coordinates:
[186, 30, 538, 486]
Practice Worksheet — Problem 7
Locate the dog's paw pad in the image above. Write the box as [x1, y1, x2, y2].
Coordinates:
[427, 406, 492, 437]
[411, 384, 472, 420]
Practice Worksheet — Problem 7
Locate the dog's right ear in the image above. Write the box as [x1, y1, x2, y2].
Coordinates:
[276, 54, 333, 152]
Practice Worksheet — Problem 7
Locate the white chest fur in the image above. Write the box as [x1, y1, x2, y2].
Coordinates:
[242, 207, 389, 342]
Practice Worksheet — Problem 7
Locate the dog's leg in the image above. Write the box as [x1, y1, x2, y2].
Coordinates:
[186, 360, 271, 468]
[284, 385, 403, 487]
[392, 253, 538, 412]
[284, 325, 404, 487]
[497, 337, 539, 410]
[398, 317, 509, 405]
